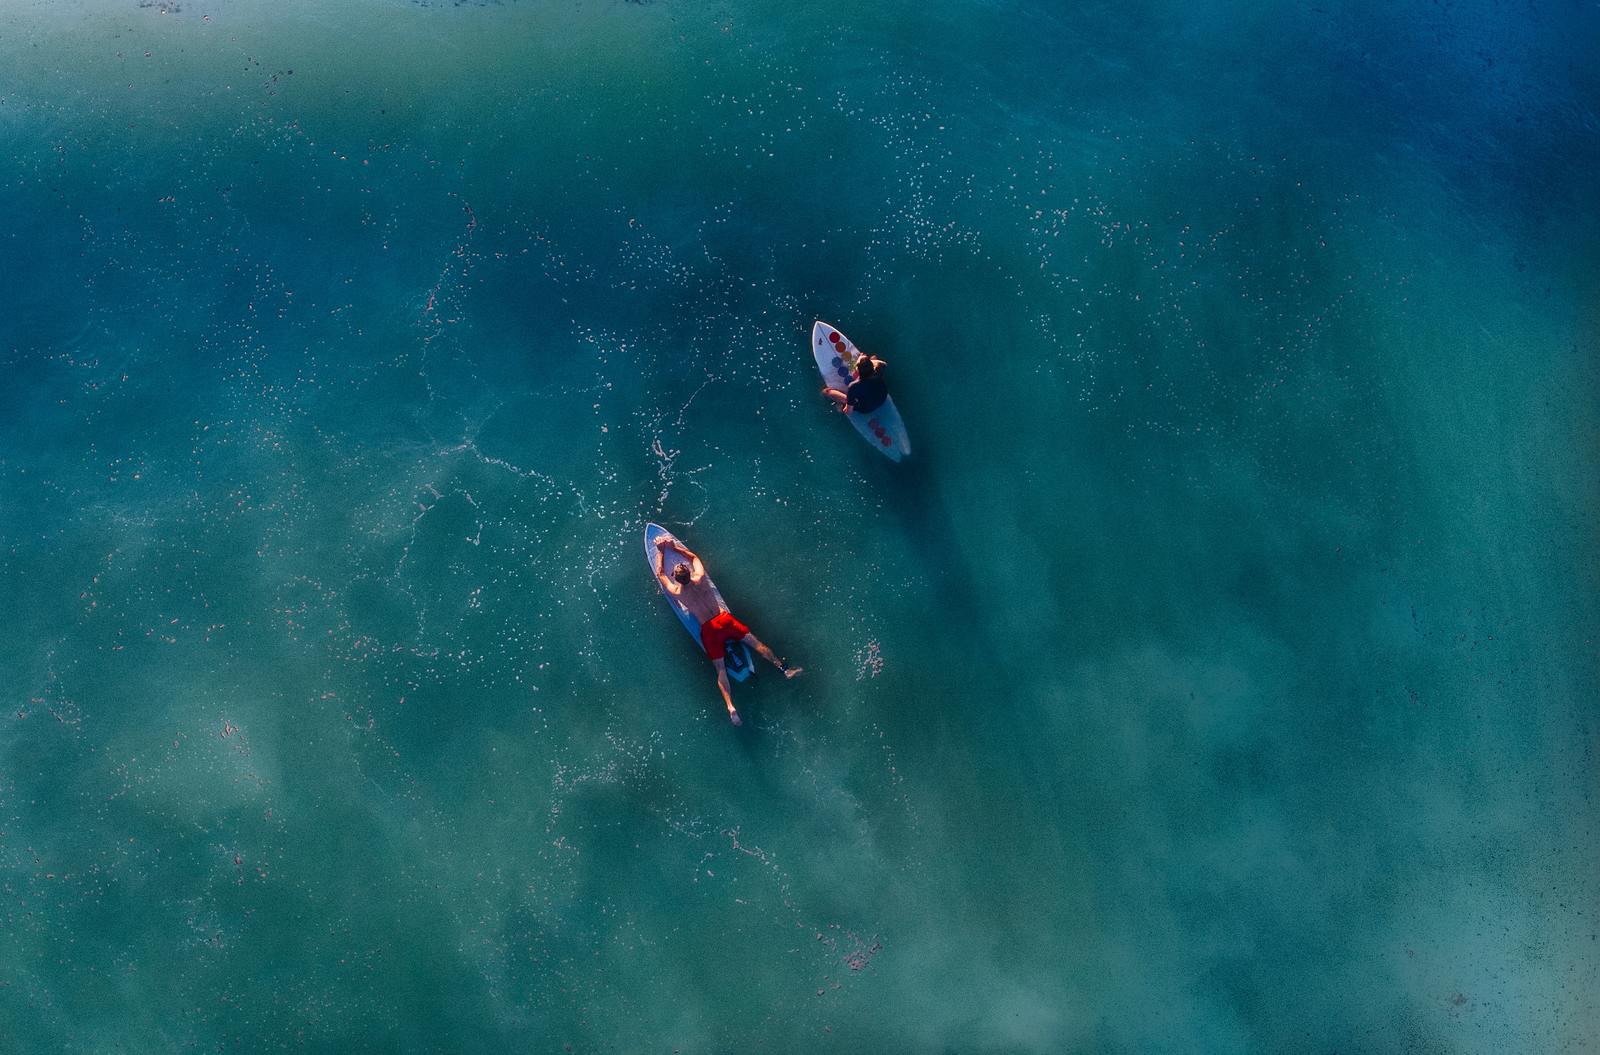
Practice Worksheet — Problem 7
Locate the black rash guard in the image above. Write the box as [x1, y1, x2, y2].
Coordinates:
[845, 372, 888, 414]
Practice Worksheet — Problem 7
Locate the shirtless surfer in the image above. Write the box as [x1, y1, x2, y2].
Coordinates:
[654, 535, 802, 726]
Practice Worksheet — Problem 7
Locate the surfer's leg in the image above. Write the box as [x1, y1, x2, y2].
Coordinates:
[743, 633, 803, 679]
[713, 658, 739, 724]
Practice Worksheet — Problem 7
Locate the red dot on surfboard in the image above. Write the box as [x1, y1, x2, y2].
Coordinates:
[880, 436, 892, 446]
[829, 332, 841, 343]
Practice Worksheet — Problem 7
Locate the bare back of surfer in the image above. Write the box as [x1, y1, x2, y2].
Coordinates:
[654, 536, 802, 725]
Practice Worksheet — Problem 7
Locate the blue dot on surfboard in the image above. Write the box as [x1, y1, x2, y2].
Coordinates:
[831, 357, 843, 369]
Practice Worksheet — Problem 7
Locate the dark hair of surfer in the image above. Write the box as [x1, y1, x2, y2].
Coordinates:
[856, 355, 877, 378]
[673, 564, 692, 584]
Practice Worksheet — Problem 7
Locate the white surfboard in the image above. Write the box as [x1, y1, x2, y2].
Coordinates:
[812, 321, 911, 461]
[644, 523, 754, 681]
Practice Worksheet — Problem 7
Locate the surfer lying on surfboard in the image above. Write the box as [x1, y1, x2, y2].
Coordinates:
[821, 351, 888, 415]
[654, 535, 802, 725]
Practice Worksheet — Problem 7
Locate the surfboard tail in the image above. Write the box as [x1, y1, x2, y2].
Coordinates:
[725, 640, 755, 681]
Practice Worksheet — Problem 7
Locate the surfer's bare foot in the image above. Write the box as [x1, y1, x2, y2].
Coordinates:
[782, 664, 803, 679]
[728, 709, 742, 726]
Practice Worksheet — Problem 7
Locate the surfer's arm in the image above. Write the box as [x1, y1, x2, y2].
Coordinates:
[655, 547, 681, 594]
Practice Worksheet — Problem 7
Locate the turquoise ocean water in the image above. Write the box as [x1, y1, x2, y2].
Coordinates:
[2, 0, 1597, 1050]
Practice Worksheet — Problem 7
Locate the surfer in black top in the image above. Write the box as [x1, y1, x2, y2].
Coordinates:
[821, 352, 889, 415]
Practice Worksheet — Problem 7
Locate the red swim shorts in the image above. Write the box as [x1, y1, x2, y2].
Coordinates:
[699, 610, 750, 661]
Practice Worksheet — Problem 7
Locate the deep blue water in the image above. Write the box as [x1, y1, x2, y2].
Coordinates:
[1, 0, 1597, 1050]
